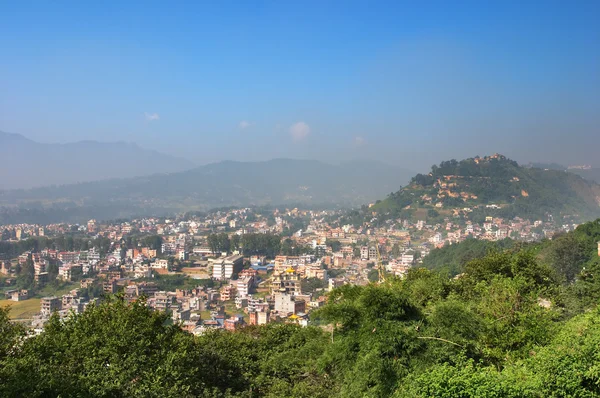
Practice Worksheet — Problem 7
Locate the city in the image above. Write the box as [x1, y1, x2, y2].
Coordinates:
[0, 204, 578, 332]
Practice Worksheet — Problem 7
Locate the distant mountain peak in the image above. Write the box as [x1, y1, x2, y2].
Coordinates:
[0, 130, 195, 189]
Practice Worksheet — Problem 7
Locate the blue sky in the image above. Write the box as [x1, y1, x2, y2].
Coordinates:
[1, 1, 599, 170]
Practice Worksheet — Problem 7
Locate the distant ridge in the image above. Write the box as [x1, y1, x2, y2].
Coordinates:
[0, 158, 413, 224]
[0, 130, 195, 189]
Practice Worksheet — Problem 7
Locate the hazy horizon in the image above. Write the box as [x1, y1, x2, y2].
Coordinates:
[1, 1, 599, 171]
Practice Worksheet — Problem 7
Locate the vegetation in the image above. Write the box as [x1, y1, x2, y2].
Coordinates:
[1, 219, 600, 396]
[372, 155, 600, 224]
[421, 238, 516, 276]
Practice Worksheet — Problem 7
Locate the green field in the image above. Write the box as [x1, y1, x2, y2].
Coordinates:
[0, 298, 41, 320]
[36, 281, 79, 298]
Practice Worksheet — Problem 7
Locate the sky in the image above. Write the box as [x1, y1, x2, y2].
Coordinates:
[1, 0, 599, 172]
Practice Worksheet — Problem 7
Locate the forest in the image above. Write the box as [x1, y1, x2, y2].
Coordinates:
[1, 219, 600, 397]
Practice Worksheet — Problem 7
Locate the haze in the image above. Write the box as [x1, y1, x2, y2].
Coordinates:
[1, 1, 599, 172]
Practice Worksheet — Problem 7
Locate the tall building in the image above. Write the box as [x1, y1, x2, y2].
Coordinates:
[211, 255, 243, 280]
[271, 268, 300, 295]
[41, 297, 61, 316]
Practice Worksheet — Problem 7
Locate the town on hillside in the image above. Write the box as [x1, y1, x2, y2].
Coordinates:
[0, 206, 580, 333]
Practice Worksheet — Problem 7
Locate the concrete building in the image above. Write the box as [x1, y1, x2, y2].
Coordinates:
[273, 293, 306, 316]
[41, 297, 61, 316]
[212, 254, 243, 280]
[236, 276, 253, 298]
[271, 268, 300, 295]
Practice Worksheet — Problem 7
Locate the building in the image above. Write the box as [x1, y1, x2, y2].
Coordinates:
[58, 264, 82, 281]
[33, 259, 46, 275]
[154, 291, 175, 312]
[103, 279, 118, 294]
[7, 289, 29, 302]
[151, 259, 169, 269]
[58, 251, 80, 263]
[172, 308, 191, 322]
[41, 297, 61, 316]
[271, 268, 301, 295]
[236, 276, 253, 298]
[224, 314, 244, 331]
[305, 265, 328, 280]
[329, 278, 345, 291]
[400, 254, 414, 267]
[220, 285, 235, 301]
[0, 261, 12, 275]
[212, 254, 243, 280]
[177, 250, 189, 261]
[34, 272, 49, 285]
[249, 309, 270, 325]
[360, 246, 369, 260]
[273, 293, 306, 316]
[87, 247, 101, 262]
[368, 246, 378, 261]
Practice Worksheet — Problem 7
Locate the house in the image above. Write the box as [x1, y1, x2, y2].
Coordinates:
[224, 314, 244, 331]
[5, 289, 29, 301]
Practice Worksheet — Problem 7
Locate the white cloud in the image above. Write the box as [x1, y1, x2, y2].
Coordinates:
[145, 112, 160, 121]
[353, 136, 366, 146]
[289, 122, 311, 142]
[238, 120, 252, 129]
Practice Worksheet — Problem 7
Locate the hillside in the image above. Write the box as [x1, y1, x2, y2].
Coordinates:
[372, 154, 600, 223]
[526, 162, 600, 185]
[0, 131, 195, 189]
[0, 159, 413, 224]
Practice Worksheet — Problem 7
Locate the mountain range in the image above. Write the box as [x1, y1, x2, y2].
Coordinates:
[0, 157, 414, 224]
[370, 154, 600, 224]
[0, 131, 195, 189]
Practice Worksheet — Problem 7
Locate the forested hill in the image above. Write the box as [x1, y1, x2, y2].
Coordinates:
[372, 154, 600, 223]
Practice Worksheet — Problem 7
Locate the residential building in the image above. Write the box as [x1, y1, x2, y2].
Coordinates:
[41, 297, 61, 316]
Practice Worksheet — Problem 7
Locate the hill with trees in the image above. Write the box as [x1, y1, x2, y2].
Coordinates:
[2, 219, 600, 397]
[371, 154, 600, 224]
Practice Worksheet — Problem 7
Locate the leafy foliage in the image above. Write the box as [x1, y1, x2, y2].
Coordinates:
[3, 220, 600, 396]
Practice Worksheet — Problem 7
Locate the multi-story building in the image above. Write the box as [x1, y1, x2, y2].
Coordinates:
[236, 276, 253, 298]
[360, 246, 369, 260]
[273, 293, 305, 316]
[220, 285, 235, 301]
[368, 246, 378, 261]
[271, 268, 300, 295]
[212, 255, 243, 280]
[58, 251, 80, 263]
[41, 297, 61, 316]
